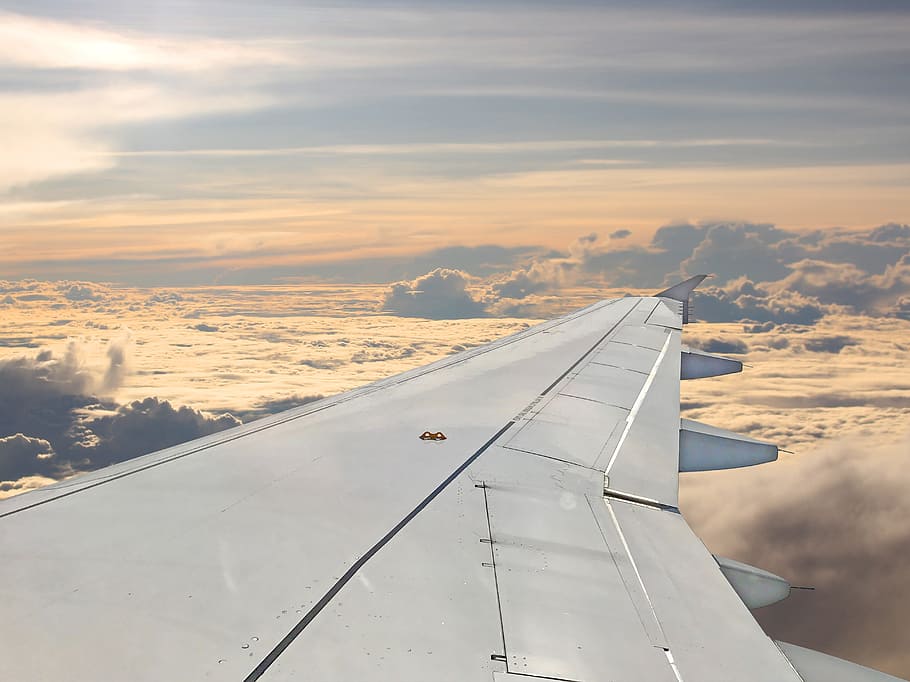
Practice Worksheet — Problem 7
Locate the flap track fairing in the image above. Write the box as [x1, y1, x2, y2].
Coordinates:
[679, 419, 778, 472]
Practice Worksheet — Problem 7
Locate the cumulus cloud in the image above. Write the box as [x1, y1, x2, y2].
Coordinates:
[145, 291, 184, 306]
[802, 334, 859, 353]
[487, 264, 554, 301]
[682, 223, 794, 283]
[298, 358, 343, 370]
[693, 278, 829, 325]
[774, 256, 910, 316]
[489, 234, 604, 302]
[681, 433, 910, 678]
[75, 397, 240, 465]
[380, 234, 615, 319]
[0, 342, 240, 495]
[380, 268, 487, 319]
[561, 221, 910, 321]
[377, 223, 910, 322]
[102, 332, 131, 391]
[688, 336, 749, 355]
[60, 282, 102, 302]
[351, 344, 417, 363]
[0, 340, 98, 398]
[233, 393, 325, 422]
[0, 433, 69, 482]
[609, 229, 631, 239]
[894, 296, 910, 321]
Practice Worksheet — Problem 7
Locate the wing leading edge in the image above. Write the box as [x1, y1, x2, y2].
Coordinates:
[0, 280, 902, 681]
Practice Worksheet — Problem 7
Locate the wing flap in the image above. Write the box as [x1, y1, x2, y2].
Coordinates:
[778, 642, 907, 682]
[604, 498, 802, 681]
[603, 324, 681, 506]
[479, 448, 677, 682]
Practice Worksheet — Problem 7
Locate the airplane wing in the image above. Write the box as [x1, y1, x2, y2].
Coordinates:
[0, 278, 903, 681]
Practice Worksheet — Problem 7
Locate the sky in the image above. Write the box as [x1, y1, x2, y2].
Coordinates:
[1, 1, 909, 283]
[1, 0, 910, 678]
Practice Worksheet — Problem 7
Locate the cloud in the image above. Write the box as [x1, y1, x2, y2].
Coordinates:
[688, 336, 749, 355]
[102, 332, 131, 391]
[0, 433, 69, 482]
[682, 223, 795, 283]
[609, 229, 631, 239]
[373, 223, 910, 322]
[803, 334, 859, 353]
[145, 291, 185, 305]
[680, 433, 910, 678]
[232, 393, 324, 422]
[60, 283, 102, 301]
[693, 278, 829, 325]
[869, 223, 910, 243]
[193, 323, 220, 333]
[75, 397, 240, 466]
[0, 342, 240, 495]
[774, 256, 910, 316]
[0, 84, 276, 191]
[894, 296, 910, 321]
[380, 268, 487, 319]
[0, 340, 98, 399]
[298, 358, 343, 370]
[0, 10, 288, 192]
[488, 261, 564, 301]
[0, 11, 290, 72]
[351, 344, 417, 363]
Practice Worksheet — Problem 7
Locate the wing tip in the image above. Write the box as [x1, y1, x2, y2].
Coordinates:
[654, 274, 709, 324]
[654, 274, 710, 302]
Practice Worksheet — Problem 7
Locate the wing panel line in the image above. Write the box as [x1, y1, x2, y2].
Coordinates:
[244, 300, 644, 680]
[242, 420, 516, 682]
[602, 332, 673, 476]
[536, 301, 639, 397]
[481, 482, 509, 664]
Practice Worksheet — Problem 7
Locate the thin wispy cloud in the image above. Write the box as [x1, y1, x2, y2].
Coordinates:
[0, 11, 291, 72]
[102, 138, 796, 158]
[0, 2, 906, 269]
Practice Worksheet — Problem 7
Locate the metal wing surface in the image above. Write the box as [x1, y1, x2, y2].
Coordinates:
[0, 284, 899, 681]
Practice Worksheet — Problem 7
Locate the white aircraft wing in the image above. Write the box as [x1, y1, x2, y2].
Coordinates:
[0, 278, 903, 681]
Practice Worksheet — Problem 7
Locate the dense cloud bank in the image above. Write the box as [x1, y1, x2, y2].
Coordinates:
[380, 222, 910, 321]
[681, 433, 910, 677]
[0, 341, 239, 494]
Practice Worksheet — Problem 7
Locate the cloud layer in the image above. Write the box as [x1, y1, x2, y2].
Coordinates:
[681, 433, 910, 677]
[378, 221, 910, 322]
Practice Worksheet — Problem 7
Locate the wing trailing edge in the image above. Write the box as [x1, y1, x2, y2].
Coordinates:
[778, 642, 908, 682]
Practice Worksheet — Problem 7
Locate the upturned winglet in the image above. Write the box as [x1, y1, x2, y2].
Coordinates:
[654, 274, 708, 324]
